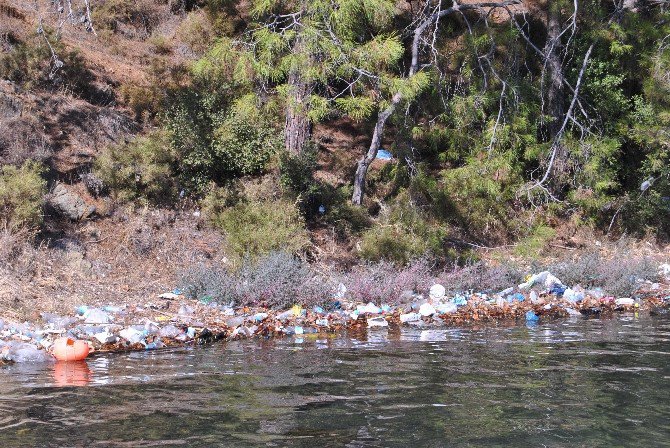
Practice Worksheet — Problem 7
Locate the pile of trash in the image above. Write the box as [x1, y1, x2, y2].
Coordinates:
[1, 269, 669, 364]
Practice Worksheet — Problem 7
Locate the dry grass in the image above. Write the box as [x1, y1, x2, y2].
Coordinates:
[0, 207, 224, 320]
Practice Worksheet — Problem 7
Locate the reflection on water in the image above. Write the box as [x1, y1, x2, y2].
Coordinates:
[53, 361, 91, 387]
[1, 316, 670, 447]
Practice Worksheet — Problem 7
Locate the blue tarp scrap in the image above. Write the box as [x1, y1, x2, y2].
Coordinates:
[376, 149, 393, 160]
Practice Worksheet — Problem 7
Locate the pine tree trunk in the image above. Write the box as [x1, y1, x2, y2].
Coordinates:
[284, 38, 312, 155]
[545, 5, 564, 140]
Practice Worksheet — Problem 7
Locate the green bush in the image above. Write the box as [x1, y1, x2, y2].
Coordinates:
[513, 224, 556, 258]
[322, 187, 372, 236]
[0, 161, 46, 231]
[211, 110, 280, 176]
[164, 88, 279, 193]
[360, 194, 448, 265]
[204, 192, 310, 260]
[94, 133, 179, 204]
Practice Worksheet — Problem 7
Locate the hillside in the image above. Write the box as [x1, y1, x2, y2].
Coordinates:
[1, 0, 670, 318]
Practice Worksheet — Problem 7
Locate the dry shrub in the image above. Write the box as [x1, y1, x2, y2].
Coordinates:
[339, 259, 434, 304]
[180, 252, 333, 309]
[0, 228, 31, 268]
[545, 251, 659, 297]
[439, 262, 525, 294]
[92, 0, 160, 37]
[175, 10, 214, 55]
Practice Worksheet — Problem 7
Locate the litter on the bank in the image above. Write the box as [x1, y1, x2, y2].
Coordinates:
[429, 284, 446, 301]
[419, 303, 437, 317]
[400, 312, 422, 323]
[376, 149, 393, 160]
[435, 303, 457, 314]
[358, 302, 382, 315]
[119, 328, 145, 344]
[84, 308, 111, 324]
[518, 271, 564, 291]
[452, 295, 468, 306]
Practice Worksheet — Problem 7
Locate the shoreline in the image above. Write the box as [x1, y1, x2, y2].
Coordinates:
[2, 287, 669, 365]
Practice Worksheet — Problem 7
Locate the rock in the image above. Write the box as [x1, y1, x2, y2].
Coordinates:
[158, 292, 180, 300]
[580, 307, 602, 317]
[650, 307, 669, 316]
[0, 88, 23, 119]
[48, 183, 95, 220]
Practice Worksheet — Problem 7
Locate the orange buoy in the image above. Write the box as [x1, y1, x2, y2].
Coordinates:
[52, 337, 90, 362]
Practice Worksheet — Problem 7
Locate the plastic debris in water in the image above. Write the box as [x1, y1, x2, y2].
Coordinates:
[1, 342, 54, 363]
[93, 331, 116, 344]
[525, 311, 539, 322]
[400, 312, 422, 323]
[435, 303, 457, 314]
[119, 328, 146, 344]
[519, 271, 565, 291]
[53, 337, 89, 362]
[178, 305, 194, 316]
[419, 303, 436, 317]
[357, 302, 382, 314]
[158, 325, 181, 338]
[367, 317, 389, 328]
[529, 291, 539, 303]
[566, 308, 582, 317]
[316, 318, 329, 327]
